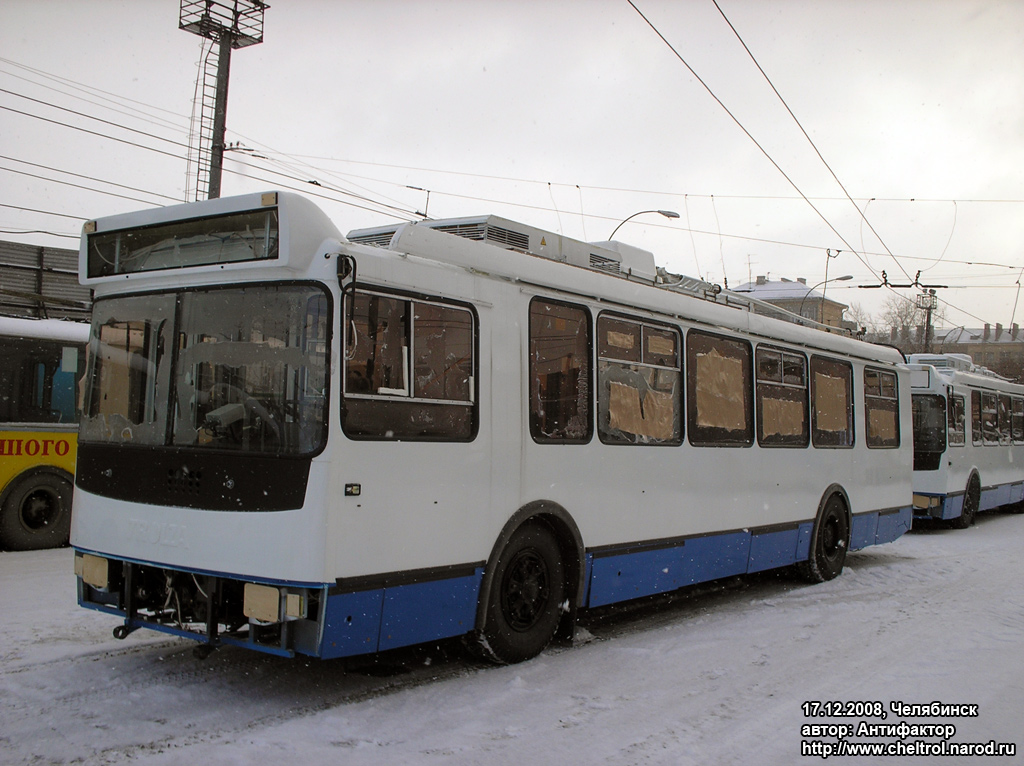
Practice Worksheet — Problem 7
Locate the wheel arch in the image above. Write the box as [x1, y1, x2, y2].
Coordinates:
[475, 500, 586, 634]
[815, 483, 852, 536]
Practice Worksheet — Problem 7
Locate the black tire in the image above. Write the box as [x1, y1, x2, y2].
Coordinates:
[950, 475, 980, 529]
[479, 522, 565, 664]
[798, 494, 849, 583]
[0, 471, 73, 551]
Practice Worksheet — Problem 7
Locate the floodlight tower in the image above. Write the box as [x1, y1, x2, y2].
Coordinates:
[180, 0, 267, 200]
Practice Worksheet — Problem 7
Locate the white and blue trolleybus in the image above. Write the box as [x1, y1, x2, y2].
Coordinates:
[908, 353, 1024, 527]
[73, 191, 913, 662]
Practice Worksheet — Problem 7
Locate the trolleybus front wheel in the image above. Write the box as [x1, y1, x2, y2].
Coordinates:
[479, 522, 566, 664]
[0, 470, 73, 551]
[798, 493, 849, 583]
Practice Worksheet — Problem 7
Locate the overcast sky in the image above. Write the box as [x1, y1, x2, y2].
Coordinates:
[3, 0, 1023, 331]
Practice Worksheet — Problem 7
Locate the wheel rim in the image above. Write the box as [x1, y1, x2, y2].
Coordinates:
[501, 548, 550, 632]
[20, 488, 62, 531]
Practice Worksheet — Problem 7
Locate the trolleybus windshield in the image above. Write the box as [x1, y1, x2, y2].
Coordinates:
[81, 283, 328, 455]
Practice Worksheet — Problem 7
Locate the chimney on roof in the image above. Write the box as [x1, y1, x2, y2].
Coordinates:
[984, 323, 991, 341]
[996, 323, 1003, 340]
[797, 277, 807, 285]
[756, 275, 767, 286]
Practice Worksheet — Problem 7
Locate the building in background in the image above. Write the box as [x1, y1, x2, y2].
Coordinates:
[933, 325, 1024, 382]
[731, 276, 849, 329]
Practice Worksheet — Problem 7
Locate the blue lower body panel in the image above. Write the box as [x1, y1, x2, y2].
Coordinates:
[876, 507, 913, 544]
[850, 512, 879, 550]
[320, 568, 483, 659]
[915, 481, 1024, 522]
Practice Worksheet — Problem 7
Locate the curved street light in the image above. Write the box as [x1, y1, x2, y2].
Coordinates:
[608, 209, 680, 240]
[798, 274, 853, 323]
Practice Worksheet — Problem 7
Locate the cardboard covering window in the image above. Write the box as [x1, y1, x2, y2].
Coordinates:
[761, 396, 805, 437]
[608, 381, 674, 440]
[868, 408, 897, 443]
[814, 372, 849, 432]
[696, 349, 746, 431]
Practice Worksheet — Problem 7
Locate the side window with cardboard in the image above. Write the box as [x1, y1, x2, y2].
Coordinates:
[755, 346, 809, 448]
[864, 367, 900, 448]
[810, 356, 854, 448]
[687, 331, 753, 446]
[597, 314, 681, 446]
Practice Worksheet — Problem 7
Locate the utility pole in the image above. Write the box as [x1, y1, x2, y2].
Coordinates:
[179, 1, 267, 200]
[917, 289, 938, 353]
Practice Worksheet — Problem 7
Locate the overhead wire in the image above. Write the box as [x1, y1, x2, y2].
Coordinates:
[626, 1, 884, 286]
[1, 53, 1019, 325]
[630, 0, 1007, 327]
[0, 154, 179, 203]
[709, 1, 996, 325]
[710, 0, 915, 284]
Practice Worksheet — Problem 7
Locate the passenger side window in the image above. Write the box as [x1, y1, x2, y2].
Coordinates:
[755, 347, 808, 447]
[343, 291, 475, 440]
[998, 394, 1012, 445]
[810, 356, 854, 448]
[948, 394, 966, 447]
[864, 368, 900, 448]
[687, 331, 753, 446]
[529, 298, 591, 443]
[981, 391, 999, 444]
[971, 390, 982, 445]
[597, 314, 681, 445]
[1012, 397, 1024, 443]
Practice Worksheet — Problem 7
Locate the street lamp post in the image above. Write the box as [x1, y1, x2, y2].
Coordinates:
[608, 209, 680, 240]
[798, 275, 853, 324]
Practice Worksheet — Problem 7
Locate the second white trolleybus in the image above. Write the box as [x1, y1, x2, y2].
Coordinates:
[909, 353, 1024, 527]
[73, 191, 913, 663]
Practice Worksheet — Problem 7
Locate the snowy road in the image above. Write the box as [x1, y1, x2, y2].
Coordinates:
[2, 512, 1023, 765]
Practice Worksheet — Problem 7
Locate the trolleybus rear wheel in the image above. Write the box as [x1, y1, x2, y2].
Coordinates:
[479, 522, 565, 664]
[798, 494, 849, 583]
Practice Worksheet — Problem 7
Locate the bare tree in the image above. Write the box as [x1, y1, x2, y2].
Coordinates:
[876, 294, 947, 354]
[844, 301, 877, 335]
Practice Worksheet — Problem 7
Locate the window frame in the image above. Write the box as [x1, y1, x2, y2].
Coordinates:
[754, 344, 809, 448]
[1012, 397, 1024, 444]
[998, 393, 1012, 445]
[528, 296, 593, 444]
[596, 312, 682, 447]
[341, 286, 478, 442]
[864, 367, 901, 449]
[948, 393, 966, 447]
[980, 390, 999, 445]
[686, 330, 754, 447]
[810, 355, 855, 448]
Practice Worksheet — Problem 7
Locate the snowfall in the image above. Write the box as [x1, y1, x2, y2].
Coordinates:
[2, 512, 1023, 766]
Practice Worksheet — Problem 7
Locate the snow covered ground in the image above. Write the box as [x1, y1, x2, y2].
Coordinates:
[3, 512, 1023, 765]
